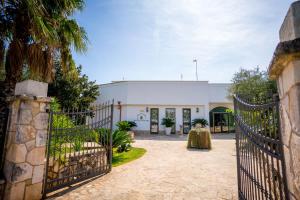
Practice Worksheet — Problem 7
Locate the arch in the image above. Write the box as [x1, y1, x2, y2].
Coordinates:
[209, 106, 234, 133]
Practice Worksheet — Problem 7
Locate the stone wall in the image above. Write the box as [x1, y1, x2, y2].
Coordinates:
[269, 1, 300, 199]
[3, 94, 50, 199]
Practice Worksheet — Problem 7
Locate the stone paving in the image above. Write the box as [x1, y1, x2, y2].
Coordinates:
[51, 133, 238, 200]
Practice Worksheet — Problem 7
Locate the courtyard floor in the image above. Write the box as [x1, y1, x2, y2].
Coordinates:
[51, 133, 238, 200]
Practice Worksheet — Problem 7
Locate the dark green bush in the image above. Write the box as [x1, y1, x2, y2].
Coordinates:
[125, 121, 137, 128]
[117, 143, 131, 153]
[112, 130, 133, 149]
[116, 121, 131, 131]
[192, 118, 208, 127]
[116, 120, 137, 131]
[96, 128, 133, 153]
[161, 118, 175, 127]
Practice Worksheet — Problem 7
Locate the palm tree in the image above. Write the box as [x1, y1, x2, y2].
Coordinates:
[0, 0, 87, 107]
[0, 0, 88, 172]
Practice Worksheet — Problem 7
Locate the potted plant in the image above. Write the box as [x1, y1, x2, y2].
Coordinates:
[161, 118, 175, 135]
[192, 118, 208, 128]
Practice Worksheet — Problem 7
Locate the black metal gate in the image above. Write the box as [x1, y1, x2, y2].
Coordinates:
[43, 101, 114, 196]
[234, 95, 289, 200]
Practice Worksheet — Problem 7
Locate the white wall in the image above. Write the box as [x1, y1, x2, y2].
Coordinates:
[209, 83, 231, 103]
[96, 82, 128, 104]
[96, 81, 233, 132]
[116, 105, 206, 132]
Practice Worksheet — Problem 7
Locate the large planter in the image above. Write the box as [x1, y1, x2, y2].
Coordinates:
[165, 127, 172, 135]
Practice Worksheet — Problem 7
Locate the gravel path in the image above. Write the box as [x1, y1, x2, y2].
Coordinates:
[52, 134, 238, 200]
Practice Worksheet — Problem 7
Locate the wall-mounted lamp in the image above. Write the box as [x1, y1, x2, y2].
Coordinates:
[196, 107, 199, 113]
[146, 107, 149, 112]
[117, 101, 122, 121]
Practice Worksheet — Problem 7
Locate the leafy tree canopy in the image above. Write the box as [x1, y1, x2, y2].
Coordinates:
[229, 67, 277, 102]
[48, 62, 99, 110]
[0, 0, 87, 87]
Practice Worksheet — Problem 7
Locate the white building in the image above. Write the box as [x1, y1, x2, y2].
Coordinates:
[96, 81, 234, 134]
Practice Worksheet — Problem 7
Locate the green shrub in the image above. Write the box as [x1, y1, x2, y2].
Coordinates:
[117, 143, 131, 153]
[96, 128, 110, 149]
[192, 118, 208, 127]
[161, 118, 175, 127]
[96, 127, 133, 153]
[125, 121, 137, 128]
[112, 130, 133, 149]
[116, 121, 131, 131]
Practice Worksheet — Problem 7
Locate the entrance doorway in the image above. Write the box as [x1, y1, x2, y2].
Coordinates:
[209, 107, 234, 133]
[182, 108, 191, 134]
[150, 108, 159, 134]
[166, 108, 176, 134]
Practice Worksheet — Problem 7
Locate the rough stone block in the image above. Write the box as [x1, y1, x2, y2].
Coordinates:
[26, 147, 46, 165]
[36, 130, 47, 147]
[5, 181, 25, 200]
[280, 103, 292, 146]
[20, 101, 39, 110]
[33, 113, 48, 130]
[280, 61, 300, 96]
[4, 161, 13, 182]
[15, 80, 48, 97]
[16, 125, 36, 143]
[280, 1, 300, 42]
[288, 85, 300, 132]
[290, 134, 300, 192]
[6, 144, 27, 163]
[25, 140, 36, 152]
[19, 109, 32, 124]
[39, 102, 47, 112]
[24, 182, 42, 200]
[32, 165, 44, 184]
[11, 163, 33, 183]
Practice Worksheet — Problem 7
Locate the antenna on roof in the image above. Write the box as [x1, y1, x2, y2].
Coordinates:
[193, 59, 198, 81]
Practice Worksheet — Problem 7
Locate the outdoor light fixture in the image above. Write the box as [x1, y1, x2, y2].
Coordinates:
[196, 107, 199, 113]
[146, 107, 149, 112]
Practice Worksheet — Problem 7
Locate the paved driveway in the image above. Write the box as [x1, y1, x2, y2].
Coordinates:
[52, 134, 238, 200]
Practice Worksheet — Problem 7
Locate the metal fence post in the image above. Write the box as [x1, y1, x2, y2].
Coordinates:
[109, 100, 114, 171]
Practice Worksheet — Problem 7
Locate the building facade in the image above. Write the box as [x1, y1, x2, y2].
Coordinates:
[96, 81, 234, 134]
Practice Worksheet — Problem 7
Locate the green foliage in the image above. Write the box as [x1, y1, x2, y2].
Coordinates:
[116, 121, 137, 132]
[192, 118, 208, 127]
[229, 67, 277, 103]
[161, 118, 175, 128]
[96, 128, 133, 153]
[112, 130, 133, 150]
[48, 64, 99, 110]
[96, 128, 110, 149]
[0, 0, 88, 83]
[116, 121, 132, 131]
[117, 143, 131, 153]
[125, 121, 137, 128]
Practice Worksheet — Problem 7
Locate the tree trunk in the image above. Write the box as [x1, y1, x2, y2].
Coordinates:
[0, 81, 13, 178]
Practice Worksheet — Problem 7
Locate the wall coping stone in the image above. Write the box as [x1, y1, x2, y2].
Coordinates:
[7, 95, 51, 103]
[15, 80, 48, 97]
[269, 38, 300, 79]
[279, 1, 300, 42]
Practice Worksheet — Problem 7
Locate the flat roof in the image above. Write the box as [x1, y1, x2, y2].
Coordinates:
[100, 80, 231, 86]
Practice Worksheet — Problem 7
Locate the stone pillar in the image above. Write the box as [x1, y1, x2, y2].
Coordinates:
[269, 2, 300, 199]
[3, 80, 50, 200]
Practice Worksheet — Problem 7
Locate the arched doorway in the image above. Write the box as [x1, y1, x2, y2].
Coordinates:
[209, 107, 234, 133]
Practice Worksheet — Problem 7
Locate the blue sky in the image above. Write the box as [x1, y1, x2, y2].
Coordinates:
[73, 0, 294, 84]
